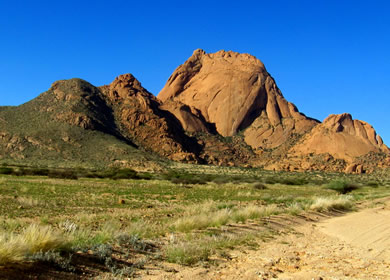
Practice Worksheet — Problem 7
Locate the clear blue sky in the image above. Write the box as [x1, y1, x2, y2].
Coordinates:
[1, 1, 389, 144]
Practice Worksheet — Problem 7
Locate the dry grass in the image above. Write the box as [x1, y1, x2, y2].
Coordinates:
[165, 232, 259, 265]
[310, 195, 354, 212]
[173, 204, 280, 232]
[184, 200, 219, 215]
[286, 202, 306, 215]
[231, 204, 279, 223]
[0, 224, 70, 265]
[17, 197, 41, 208]
[0, 170, 387, 271]
[173, 208, 232, 232]
[165, 241, 211, 265]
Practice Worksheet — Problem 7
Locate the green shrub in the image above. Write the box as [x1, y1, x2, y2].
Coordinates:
[326, 180, 359, 194]
[366, 181, 379, 188]
[29, 168, 50, 176]
[280, 178, 308, 186]
[264, 177, 278, 184]
[94, 170, 117, 179]
[253, 183, 267, 190]
[0, 167, 13, 175]
[309, 179, 326, 186]
[111, 168, 139, 180]
[14, 168, 49, 176]
[48, 170, 78, 180]
[164, 171, 210, 185]
[137, 172, 153, 180]
[230, 175, 257, 183]
[212, 176, 230, 185]
[171, 177, 205, 185]
[83, 171, 102, 178]
[85, 168, 139, 180]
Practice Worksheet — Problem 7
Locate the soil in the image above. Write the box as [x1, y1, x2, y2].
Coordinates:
[142, 198, 390, 280]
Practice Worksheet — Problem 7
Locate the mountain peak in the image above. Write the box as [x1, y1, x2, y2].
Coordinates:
[111, 73, 141, 88]
[100, 73, 152, 102]
[158, 49, 316, 144]
[192, 48, 206, 57]
[50, 78, 99, 102]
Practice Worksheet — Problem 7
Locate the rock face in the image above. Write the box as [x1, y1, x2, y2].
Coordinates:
[290, 113, 389, 161]
[159, 100, 213, 133]
[158, 49, 318, 149]
[99, 74, 199, 162]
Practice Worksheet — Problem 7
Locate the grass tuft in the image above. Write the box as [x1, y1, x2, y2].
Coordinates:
[165, 242, 211, 265]
[232, 205, 279, 223]
[310, 196, 354, 212]
[173, 208, 231, 232]
[0, 224, 70, 265]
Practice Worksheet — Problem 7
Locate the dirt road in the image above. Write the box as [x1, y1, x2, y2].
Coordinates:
[143, 199, 390, 280]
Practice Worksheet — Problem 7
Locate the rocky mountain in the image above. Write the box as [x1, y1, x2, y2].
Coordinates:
[158, 49, 389, 172]
[0, 72, 254, 169]
[158, 49, 318, 150]
[0, 49, 388, 173]
[260, 113, 390, 173]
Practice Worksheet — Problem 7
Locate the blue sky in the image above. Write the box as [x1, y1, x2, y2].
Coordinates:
[1, 0, 389, 144]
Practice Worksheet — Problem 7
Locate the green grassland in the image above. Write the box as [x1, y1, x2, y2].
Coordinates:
[0, 165, 390, 277]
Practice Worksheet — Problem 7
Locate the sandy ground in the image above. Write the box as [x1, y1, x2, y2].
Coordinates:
[141, 199, 390, 280]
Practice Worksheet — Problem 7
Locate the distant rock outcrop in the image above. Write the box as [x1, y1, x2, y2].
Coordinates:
[158, 49, 318, 149]
[290, 113, 389, 161]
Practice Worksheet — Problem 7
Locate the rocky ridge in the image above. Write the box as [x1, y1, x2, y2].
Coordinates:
[99, 73, 199, 162]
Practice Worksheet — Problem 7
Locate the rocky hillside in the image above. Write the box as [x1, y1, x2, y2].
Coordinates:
[98, 74, 200, 162]
[0, 49, 388, 173]
[0, 78, 165, 170]
[0, 72, 255, 169]
[158, 49, 389, 172]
